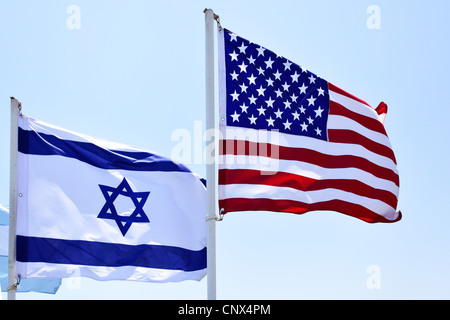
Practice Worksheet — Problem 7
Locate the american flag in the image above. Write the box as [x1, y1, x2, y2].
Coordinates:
[217, 28, 401, 223]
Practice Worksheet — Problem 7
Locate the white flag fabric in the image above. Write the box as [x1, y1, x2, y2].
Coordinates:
[16, 115, 207, 283]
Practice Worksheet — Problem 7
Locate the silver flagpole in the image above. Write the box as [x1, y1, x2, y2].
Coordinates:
[204, 8, 217, 300]
[7, 97, 20, 300]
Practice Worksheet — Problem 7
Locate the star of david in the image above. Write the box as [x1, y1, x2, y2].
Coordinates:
[97, 177, 150, 236]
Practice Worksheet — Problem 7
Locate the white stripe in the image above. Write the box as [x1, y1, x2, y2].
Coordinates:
[219, 184, 396, 217]
[329, 89, 379, 120]
[218, 155, 399, 196]
[328, 114, 392, 148]
[17, 154, 206, 251]
[220, 127, 397, 173]
[16, 261, 206, 283]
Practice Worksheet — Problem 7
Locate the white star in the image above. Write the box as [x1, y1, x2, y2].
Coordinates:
[274, 88, 283, 98]
[239, 103, 249, 113]
[230, 90, 239, 101]
[299, 105, 306, 113]
[274, 108, 283, 118]
[238, 42, 247, 54]
[231, 111, 240, 122]
[273, 70, 282, 80]
[265, 57, 274, 69]
[290, 93, 298, 103]
[248, 114, 258, 125]
[266, 97, 275, 108]
[291, 71, 300, 83]
[229, 50, 238, 61]
[238, 61, 248, 73]
[266, 77, 274, 87]
[299, 83, 308, 94]
[308, 74, 316, 84]
[307, 95, 316, 106]
[256, 46, 265, 56]
[300, 66, 308, 73]
[282, 82, 290, 91]
[248, 55, 256, 64]
[256, 85, 266, 96]
[230, 71, 239, 81]
[283, 119, 292, 130]
[315, 127, 322, 136]
[283, 60, 292, 70]
[292, 110, 300, 121]
[229, 33, 238, 42]
[266, 116, 275, 127]
[307, 116, 314, 124]
[300, 122, 308, 131]
[283, 100, 292, 109]
[317, 87, 325, 96]
[248, 94, 257, 104]
[256, 66, 265, 75]
[257, 105, 266, 116]
[247, 73, 257, 85]
[239, 83, 248, 93]
[314, 106, 324, 118]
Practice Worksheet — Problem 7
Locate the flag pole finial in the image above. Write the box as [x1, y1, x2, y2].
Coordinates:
[203, 9, 222, 31]
[10, 97, 22, 116]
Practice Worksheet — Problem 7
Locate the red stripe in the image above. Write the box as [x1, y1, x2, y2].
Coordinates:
[329, 100, 388, 136]
[219, 198, 402, 223]
[328, 82, 371, 107]
[375, 102, 388, 115]
[220, 139, 399, 187]
[328, 129, 397, 165]
[219, 169, 398, 209]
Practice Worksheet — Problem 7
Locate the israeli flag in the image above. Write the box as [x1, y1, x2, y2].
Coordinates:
[15, 115, 207, 283]
[0, 204, 61, 293]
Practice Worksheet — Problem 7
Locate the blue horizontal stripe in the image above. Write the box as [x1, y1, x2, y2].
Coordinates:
[16, 235, 206, 272]
[18, 128, 191, 173]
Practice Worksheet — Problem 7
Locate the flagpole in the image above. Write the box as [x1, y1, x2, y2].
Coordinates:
[204, 8, 217, 300]
[7, 97, 20, 300]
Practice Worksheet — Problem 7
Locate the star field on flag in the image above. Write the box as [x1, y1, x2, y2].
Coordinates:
[223, 29, 330, 141]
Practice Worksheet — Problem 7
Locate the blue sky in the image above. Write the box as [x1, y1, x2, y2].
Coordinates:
[1, 0, 449, 299]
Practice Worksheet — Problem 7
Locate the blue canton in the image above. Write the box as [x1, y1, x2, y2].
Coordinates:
[224, 29, 330, 141]
[98, 178, 150, 236]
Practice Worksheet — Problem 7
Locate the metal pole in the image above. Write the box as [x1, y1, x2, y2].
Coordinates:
[7, 97, 20, 300]
[204, 8, 217, 300]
